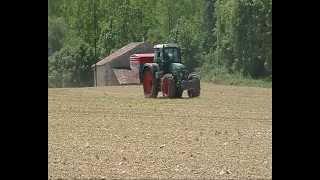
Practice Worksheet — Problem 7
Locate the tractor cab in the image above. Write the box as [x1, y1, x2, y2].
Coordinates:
[154, 43, 181, 73]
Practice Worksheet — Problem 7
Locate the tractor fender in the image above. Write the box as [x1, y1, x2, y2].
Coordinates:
[140, 63, 159, 83]
[188, 72, 200, 80]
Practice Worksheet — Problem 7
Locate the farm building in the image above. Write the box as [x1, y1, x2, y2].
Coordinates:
[91, 42, 153, 86]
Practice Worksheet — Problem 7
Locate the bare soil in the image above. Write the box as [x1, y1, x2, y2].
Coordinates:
[48, 83, 272, 179]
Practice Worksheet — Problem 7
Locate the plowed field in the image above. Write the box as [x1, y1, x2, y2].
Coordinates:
[48, 83, 272, 179]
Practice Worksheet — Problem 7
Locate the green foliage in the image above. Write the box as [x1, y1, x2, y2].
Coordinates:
[202, 0, 216, 53]
[48, 38, 95, 87]
[48, 17, 67, 56]
[200, 62, 272, 88]
[211, 0, 272, 78]
[171, 17, 202, 71]
[48, 0, 272, 87]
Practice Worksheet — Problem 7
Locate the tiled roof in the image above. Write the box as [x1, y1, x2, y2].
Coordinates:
[93, 42, 144, 67]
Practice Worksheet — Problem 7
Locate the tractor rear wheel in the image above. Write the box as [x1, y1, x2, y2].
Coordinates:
[162, 74, 176, 98]
[143, 68, 158, 98]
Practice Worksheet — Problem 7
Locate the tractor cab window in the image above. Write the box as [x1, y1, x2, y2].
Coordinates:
[163, 47, 180, 63]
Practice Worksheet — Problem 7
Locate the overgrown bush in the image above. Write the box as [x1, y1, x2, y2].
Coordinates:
[48, 39, 95, 87]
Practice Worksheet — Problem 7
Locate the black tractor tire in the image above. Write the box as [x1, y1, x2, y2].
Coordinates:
[175, 87, 183, 98]
[187, 88, 200, 97]
[162, 74, 176, 98]
[143, 68, 158, 98]
[187, 75, 200, 98]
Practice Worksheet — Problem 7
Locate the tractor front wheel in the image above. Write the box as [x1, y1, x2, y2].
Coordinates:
[187, 76, 200, 98]
[187, 88, 200, 97]
[175, 87, 183, 98]
[162, 74, 176, 98]
[143, 69, 158, 98]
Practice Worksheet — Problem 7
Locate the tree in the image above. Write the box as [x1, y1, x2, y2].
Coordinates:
[48, 17, 66, 56]
[173, 17, 202, 71]
[213, 0, 272, 78]
[48, 38, 95, 87]
[48, 0, 272, 87]
[202, 0, 216, 53]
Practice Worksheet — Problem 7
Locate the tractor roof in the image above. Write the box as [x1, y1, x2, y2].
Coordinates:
[154, 43, 179, 49]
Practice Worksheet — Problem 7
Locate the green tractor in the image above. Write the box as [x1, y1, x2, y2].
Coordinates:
[132, 43, 200, 98]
